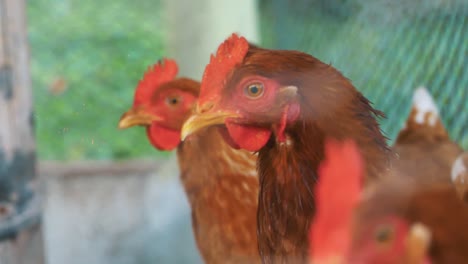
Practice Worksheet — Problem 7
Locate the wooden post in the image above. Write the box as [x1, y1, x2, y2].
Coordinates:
[161, 0, 260, 79]
[0, 0, 43, 263]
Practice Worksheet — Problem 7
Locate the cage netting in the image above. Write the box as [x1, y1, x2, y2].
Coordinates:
[260, 0, 467, 147]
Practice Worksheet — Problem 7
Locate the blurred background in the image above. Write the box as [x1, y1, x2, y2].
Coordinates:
[0, 0, 466, 263]
[29, 0, 467, 161]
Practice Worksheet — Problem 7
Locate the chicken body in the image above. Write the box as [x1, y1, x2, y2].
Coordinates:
[392, 87, 463, 185]
[309, 139, 432, 264]
[119, 59, 260, 264]
[350, 87, 468, 263]
[355, 175, 468, 264]
[182, 34, 391, 263]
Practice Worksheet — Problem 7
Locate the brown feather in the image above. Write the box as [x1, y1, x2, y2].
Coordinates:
[226, 49, 391, 263]
[351, 88, 468, 263]
[178, 127, 261, 264]
[356, 177, 468, 264]
[392, 88, 463, 186]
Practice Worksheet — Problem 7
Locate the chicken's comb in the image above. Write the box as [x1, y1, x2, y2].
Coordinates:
[309, 139, 363, 263]
[133, 58, 179, 106]
[198, 33, 249, 107]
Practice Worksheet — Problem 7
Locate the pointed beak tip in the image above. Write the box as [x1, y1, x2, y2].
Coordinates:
[180, 116, 197, 141]
[180, 111, 240, 141]
[117, 119, 130, 130]
[117, 109, 162, 130]
[180, 131, 189, 141]
[117, 113, 132, 129]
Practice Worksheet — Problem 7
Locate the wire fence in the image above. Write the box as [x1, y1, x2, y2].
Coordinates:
[260, 0, 467, 147]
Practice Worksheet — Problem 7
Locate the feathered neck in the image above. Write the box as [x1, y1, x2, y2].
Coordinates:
[256, 88, 391, 263]
[177, 127, 257, 202]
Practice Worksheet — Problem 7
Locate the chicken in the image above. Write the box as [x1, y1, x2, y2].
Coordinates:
[346, 88, 468, 263]
[119, 59, 198, 150]
[118, 59, 260, 264]
[181, 33, 391, 263]
[308, 138, 432, 264]
[451, 152, 468, 202]
[392, 87, 463, 185]
[354, 174, 468, 263]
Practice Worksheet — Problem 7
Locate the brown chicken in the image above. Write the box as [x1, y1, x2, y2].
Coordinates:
[354, 173, 468, 263]
[392, 87, 463, 185]
[118, 59, 260, 264]
[348, 86, 468, 263]
[307, 137, 468, 264]
[181, 34, 391, 263]
[308, 138, 432, 264]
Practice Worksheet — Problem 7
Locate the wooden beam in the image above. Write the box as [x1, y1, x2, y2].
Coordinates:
[0, 0, 43, 263]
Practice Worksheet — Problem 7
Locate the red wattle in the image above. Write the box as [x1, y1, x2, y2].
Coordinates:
[276, 102, 301, 142]
[146, 124, 181, 151]
[225, 121, 271, 152]
[218, 127, 241, 149]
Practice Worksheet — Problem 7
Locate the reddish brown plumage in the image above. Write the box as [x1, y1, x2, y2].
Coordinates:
[392, 87, 463, 186]
[119, 59, 260, 264]
[348, 88, 468, 263]
[186, 34, 391, 263]
[407, 184, 468, 263]
[355, 176, 468, 264]
[179, 127, 260, 264]
[308, 140, 432, 264]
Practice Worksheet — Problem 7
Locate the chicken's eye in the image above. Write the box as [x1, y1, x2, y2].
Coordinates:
[166, 96, 181, 106]
[374, 224, 395, 244]
[244, 83, 264, 99]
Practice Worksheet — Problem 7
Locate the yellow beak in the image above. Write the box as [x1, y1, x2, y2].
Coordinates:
[180, 111, 240, 140]
[118, 107, 162, 129]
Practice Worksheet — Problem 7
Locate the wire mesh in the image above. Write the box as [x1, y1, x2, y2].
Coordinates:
[260, 0, 467, 147]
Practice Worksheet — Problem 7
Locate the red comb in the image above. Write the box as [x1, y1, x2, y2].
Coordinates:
[198, 33, 249, 107]
[309, 138, 363, 262]
[133, 58, 178, 106]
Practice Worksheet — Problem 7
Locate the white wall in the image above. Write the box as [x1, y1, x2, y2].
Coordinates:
[41, 3, 260, 263]
[162, 0, 260, 79]
[41, 155, 202, 264]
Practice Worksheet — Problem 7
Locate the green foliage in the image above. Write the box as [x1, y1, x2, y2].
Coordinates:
[28, 0, 169, 160]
